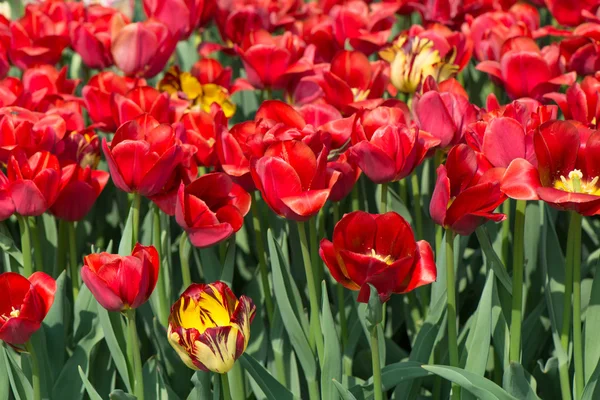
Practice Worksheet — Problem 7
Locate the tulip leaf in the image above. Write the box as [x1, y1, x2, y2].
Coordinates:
[78, 365, 103, 400]
[143, 357, 180, 400]
[320, 281, 342, 400]
[151, 319, 192, 398]
[97, 307, 132, 392]
[582, 358, 600, 400]
[267, 229, 317, 380]
[475, 227, 512, 294]
[0, 223, 23, 269]
[239, 353, 296, 400]
[353, 361, 429, 398]
[2, 344, 32, 400]
[502, 363, 540, 400]
[118, 202, 135, 256]
[422, 365, 518, 400]
[109, 389, 137, 399]
[0, 346, 7, 400]
[42, 270, 67, 377]
[585, 259, 600, 384]
[333, 379, 358, 400]
[220, 235, 236, 287]
[187, 371, 212, 400]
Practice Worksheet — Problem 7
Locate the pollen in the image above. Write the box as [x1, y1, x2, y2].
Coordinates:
[370, 248, 394, 265]
[554, 169, 600, 195]
[1, 306, 20, 322]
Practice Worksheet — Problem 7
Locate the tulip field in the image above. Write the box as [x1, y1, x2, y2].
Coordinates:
[3, 0, 600, 399]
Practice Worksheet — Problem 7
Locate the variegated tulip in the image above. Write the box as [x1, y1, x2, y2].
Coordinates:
[167, 282, 255, 373]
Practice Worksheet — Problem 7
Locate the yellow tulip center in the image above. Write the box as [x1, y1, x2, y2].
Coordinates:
[177, 293, 236, 334]
[351, 87, 370, 102]
[0, 306, 20, 322]
[553, 169, 600, 195]
[369, 248, 394, 265]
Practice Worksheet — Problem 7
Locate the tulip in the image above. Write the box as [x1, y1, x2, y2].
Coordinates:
[143, 0, 209, 39]
[430, 144, 506, 236]
[327, 151, 361, 202]
[319, 211, 436, 302]
[168, 281, 256, 373]
[176, 173, 251, 248]
[349, 107, 440, 184]
[81, 244, 159, 312]
[101, 114, 184, 197]
[544, 0, 598, 26]
[82, 71, 145, 132]
[50, 164, 109, 222]
[0, 151, 61, 220]
[112, 86, 188, 127]
[0, 272, 56, 346]
[545, 78, 600, 128]
[502, 120, 600, 215]
[110, 15, 178, 78]
[407, 24, 473, 71]
[236, 37, 293, 90]
[180, 108, 221, 167]
[55, 129, 102, 169]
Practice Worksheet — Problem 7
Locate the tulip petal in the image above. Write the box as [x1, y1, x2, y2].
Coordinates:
[0, 317, 41, 345]
[10, 180, 48, 216]
[81, 266, 124, 312]
[482, 117, 527, 168]
[28, 272, 56, 317]
[534, 120, 579, 186]
[403, 241, 437, 292]
[430, 165, 450, 228]
[319, 239, 360, 290]
[348, 141, 396, 184]
[374, 212, 415, 260]
[501, 159, 542, 200]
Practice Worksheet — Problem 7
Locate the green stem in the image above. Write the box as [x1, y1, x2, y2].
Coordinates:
[445, 229, 460, 400]
[410, 173, 423, 240]
[29, 218, 44, 273]
[153, 206, 168, 326]
[17, 215, 33, 277]
[571, 212, 584, 399]
[251, 193, 274, 324]
[221, 373, 232, 400]
[371, 326, 384, 400]
[55, 220, 68, 277]
[126, 309, 144, 400]
[351, 185, 360, 211]
[131, 193, 142, 248]
[398, 179, 407, 206]
[381, 182, 388, 213]
[179, 233, 192, 289]
[509, 200, 526, 363]
[501, 201, 511, 268]
[25, 341, 41, 400]
[337, 284, 348, 352]
[307, 379, 320, 400]
[68, 222, 79, 299]
[297, 221, 324, 362]
[309, 217, 322, 303]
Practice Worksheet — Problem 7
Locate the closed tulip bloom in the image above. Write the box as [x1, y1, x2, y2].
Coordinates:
[0, 272, 56, 346]
[319, 211, 436, 302]
[176, 173, 251, 248]
[168, 282, 256, 373]
[81, 244, 159, 312]
[101, 114, 184, 197]
[430, 144, 506, 235]
[112, 86, 188, 127]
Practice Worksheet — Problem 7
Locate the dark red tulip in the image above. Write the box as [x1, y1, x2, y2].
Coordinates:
[327, 151, 361, 202]
[112, 86, 188, 127]
[0, 151, 61, 220]
[251, 139, 339, 221]
[55, 129, 102, 169]
[501, 120, 600, 215]
[476, 36, 576, 100]
[349, 106, 439, 184]
[0, 272, 56, 346]
[319, 211, 436, 302]
[556, 23, 600, 76]
[545, 78, 600, 128]
[181, 108, 221, 167]
[50, 164, 109, 222]
[110, 15, 178, 78]
[82, 244, 159, 312]
[82, 72, 145, 132]
[143, 0, 210, 39]
[176, 172, 251, 248]
[101, 114, 184, 197]
[430, 144, 506, 235]
[544, 0, 599, 26]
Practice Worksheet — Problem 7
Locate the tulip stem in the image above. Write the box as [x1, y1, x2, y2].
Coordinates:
[25, 341, 41, 400]
[297, 221, 324, 362]
[410, 174, 423, 240]
[55, 220, 68, 277]
[153, 206, 169, 326]
[309, 216, 322, 303]
[371, 326, 384, 400]
[333, 202, 349, 354]
[179, 232, 192, 289]
[28, 217, 44, 273]
[570, 212, 584, 399]
[380, 183, 388, 213]
[68, 222, 80, 299]
[17, 215, 33, 277]
[501, 201, 511, 268]
[221, 373, 232, 400]
[558, 211, 575, 400]
[251, 194, 274, 323]
[126, 309, 144, 400]
[445, 229, 460, 400]
[131, 193, 141, 248]
[509, 200, 526, 363]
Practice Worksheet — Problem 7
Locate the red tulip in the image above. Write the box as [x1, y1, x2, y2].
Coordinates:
[501, 120, 600, 215]
[9, 6, 70, 69]
[327, 151, 361, 202]
[251, 139, 340, 221]
[82, 244, 159, 312]
[191, 58, 233, 89]
[407, 23, 473, 71]
[430, 144, 506, 235]
[349, 106, 439, 184]
[544, 0, 599, 26]
[112, 86, 188, 127]
[0, 272, 56, 346]
[476, 36, 576, 100]
[0, 16, 10, 80]
[176, 172, 251, 248]
[143, 0, 209, 39]
[50, 164, 109, 221]
[101, 114, 184, 197]
[0, 151, 61, 220]
[319, 211, 436, 302]
[545, 77, 600, 128]
[55, 129, 101, 169]
[82, 72, 145, 132]
[181, 108, 221, 167]
[110, 15, 178, 78]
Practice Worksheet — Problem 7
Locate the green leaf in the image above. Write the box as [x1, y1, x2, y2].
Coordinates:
[333, 379, 358, 400]
[583, 358, 600, 400]
[42, 271, 66, 377]
[110, 389, 137, 400]
[151, 319, 192, 398]
[0, 223, 23, 268]
[365, 284, 383, 330]
[502, 363, 540, 400]
[78, 365, 103, 400]
[320, 281, 342, 400]
[2, 345, 32, 400]
[118, 202, 135, 256]
[0, 345, 7, 400]
[97, 306, 132, 391]
[585, 260, 600, 384]
[239, 353, 296, 400]
[475, 227, 512, 294]
[143, 357, 181, 400]
[267, 229, 316, 380]
[423, 365, 518, 400]
[187, 371, 212, 400]
[220, 236, 236, 286]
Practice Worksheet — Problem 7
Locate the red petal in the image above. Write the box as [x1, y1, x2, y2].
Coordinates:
[501, 158, 541, 200]
[430, 165, 450, 228]
[330, 50, 372, 91]
[81, 266, 124, 312]
[534, 120, 579, 186]
[482, 117, 527, 168]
